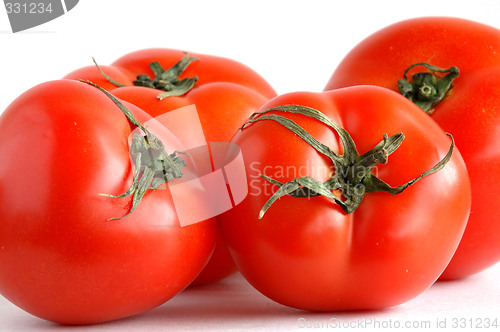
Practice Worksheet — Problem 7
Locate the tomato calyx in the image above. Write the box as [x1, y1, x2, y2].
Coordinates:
[93, 53, 199, 99]
[82, 80, 187, 220]
[133, 53, 199, 99]
[241, 105, 455, 218]
[397, 63, 459, 114]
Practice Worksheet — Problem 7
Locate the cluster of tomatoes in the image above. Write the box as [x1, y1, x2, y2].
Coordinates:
[0, 17, 499, 324]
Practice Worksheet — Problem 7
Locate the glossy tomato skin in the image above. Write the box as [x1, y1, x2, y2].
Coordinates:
[64, 48, 277, 285]
[325, 17, 500, 280]
[0, 80, 216, 324]
[218, 86, 470, 311]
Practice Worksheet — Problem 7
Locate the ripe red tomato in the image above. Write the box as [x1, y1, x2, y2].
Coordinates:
[218, 86, 470, 311]
[0, 80, 216, 324]
[64, 48, 277, 285]
[325, 17, 500, 280]
[64, 48, 276, 143]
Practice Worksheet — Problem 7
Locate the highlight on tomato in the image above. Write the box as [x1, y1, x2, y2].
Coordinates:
[325, 16, 500, 280]
[64, 48, 277, 286]
[218, 86, 471, 311]
[0, 79, 216, 324]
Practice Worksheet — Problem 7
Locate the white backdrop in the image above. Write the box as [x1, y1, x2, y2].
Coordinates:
[1, 1, 499, 331]
[1, 0, 499, 108]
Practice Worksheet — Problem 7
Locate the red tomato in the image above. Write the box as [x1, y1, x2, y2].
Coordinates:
[0, 80, 216, 324]
[64, 48, 277, 285]
[218, 86, 470, 311]
[325, 17, 500, 280]
[64, 48, 276, 143]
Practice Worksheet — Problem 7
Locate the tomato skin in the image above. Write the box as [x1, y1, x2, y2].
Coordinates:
[0, 80, 216, 324]
[218, 86, 470, 311]
[428, 67, 500, 279]
[325, 17, 500, 280]
[64, 49, 277, 285]
[189, 229, 237, 286]
[109, 83, 270, 144]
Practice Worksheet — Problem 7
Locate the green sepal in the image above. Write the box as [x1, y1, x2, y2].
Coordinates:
[93, 53, 199, 99]
[241, 105, 455, 218]
[82, 80, 187, 221]
[397, 63, 459, 114]
[132, 53, 199, 99]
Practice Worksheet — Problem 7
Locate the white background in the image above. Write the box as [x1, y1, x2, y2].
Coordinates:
[1, 0, 499, 331]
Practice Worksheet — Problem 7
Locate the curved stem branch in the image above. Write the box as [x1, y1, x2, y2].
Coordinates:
[82, 80, 187, 221]
[243, 105, 455, 218]
[397, 63, 460, 114]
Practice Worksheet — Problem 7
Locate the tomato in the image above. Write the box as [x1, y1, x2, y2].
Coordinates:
[64, 48, 277, 285]
[64, 48, 276, 143]
[0, 80, 216, 324]
[325, 17, 500, 280]
[218, 86, 470, 311]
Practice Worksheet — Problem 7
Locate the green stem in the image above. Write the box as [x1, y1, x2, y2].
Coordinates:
[241, 105, 454, 218]
[92, 57, 127, 88]
[397, 63, 459, 114]
[82, 80, 187, 220]
[93, 53, 199, 99]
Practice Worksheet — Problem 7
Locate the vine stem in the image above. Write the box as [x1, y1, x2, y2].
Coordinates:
[92, 53, 199, 99]
[82, 80, 187, 220]
[397, 62, 459, 114]
[241, 105, 454, 218]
